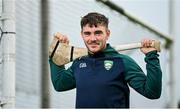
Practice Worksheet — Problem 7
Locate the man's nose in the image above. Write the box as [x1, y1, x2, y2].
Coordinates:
[90, 35, 97, 41]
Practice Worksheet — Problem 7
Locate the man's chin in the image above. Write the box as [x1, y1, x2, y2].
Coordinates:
[87, 44, 105, 54]
[89, 48, 100, 54]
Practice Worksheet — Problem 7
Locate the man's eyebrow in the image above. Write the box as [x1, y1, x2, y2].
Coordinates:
[95, 30, 103, 34]
[83, 31, 91, 34]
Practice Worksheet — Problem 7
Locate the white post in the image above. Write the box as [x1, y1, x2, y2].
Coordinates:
[1, 0, 15, 108]
[168, 0, 177, 108]
[40, 0, 50, 107]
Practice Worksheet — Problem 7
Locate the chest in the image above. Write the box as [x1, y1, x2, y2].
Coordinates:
[73, 58, 125, 88]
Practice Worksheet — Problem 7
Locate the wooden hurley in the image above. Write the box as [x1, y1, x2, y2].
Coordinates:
[49, 37, 161, 66]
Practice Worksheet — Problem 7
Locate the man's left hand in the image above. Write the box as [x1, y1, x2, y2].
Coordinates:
[140, 39, 157, 54]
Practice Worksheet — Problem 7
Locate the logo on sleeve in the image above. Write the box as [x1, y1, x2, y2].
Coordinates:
[104, 60, 113, 70]
[79, 62, 87, 68]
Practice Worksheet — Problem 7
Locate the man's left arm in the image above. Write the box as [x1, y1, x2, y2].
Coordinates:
[124, 50, 162, 99]
[144, 50, 162, 98]
[140, 39, 162, 98]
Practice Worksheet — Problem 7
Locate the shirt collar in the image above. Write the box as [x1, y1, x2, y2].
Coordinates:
[88, 43, 115, 58]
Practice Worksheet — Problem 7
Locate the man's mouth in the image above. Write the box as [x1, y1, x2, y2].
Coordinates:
[89, 42, 100, 45]
[89, 44, 99, 48]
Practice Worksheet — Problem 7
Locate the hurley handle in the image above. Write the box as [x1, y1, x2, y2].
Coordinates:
[49, 38, 161, 66]
[114, 40, 161, 52]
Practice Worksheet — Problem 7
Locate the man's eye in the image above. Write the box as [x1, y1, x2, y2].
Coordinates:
[84, 32, 91, 36]
[95, 31, 103, 35]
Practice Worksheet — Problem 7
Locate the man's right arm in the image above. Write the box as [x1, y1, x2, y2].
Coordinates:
[49, 59, 76, 91]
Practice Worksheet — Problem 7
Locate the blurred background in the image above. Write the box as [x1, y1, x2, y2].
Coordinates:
[0, 0, 180, 108]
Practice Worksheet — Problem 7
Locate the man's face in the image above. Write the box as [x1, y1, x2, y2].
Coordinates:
[81, 24, 110, 54]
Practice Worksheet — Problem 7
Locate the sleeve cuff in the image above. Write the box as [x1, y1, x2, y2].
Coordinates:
[145, 50, 159, 62]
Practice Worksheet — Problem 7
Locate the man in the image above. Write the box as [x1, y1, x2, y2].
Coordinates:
[49, 12, 162, 108]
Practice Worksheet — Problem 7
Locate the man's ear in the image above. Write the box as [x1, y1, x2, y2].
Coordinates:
[106, 29, 110, 40]
[81, 30, 83, 37]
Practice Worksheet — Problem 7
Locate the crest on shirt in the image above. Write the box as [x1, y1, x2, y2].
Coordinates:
[104, 60, 113, 70]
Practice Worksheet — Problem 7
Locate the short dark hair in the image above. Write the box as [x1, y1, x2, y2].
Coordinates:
[80, 12, 109, 29]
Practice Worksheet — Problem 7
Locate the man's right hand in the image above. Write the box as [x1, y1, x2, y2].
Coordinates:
[54, 32, 69, 44]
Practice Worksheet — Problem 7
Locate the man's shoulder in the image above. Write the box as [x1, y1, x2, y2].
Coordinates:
[110, 52, 132, 60]
[72, 55, 88, 63]
[112, 53, 137, 66]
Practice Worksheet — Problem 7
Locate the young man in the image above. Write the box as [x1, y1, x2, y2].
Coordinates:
[49, 12, 162, 108]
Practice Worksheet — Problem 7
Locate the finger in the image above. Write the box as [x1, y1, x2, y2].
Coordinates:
[56, 33, 65, 42]
[141, 39, 146, 47]
[63, 35, 69, 44]
[54, 33, 58, 39]
[142, 39, 151, 47]
[54, 32, 59, 37]
[54, 35, 60, 40]
[145, 39, 150, 47]
[61, 35, 68, 44]
[53, 32, 69, 44]
[148, 39, 152, 47]
[54, 32, 62, 39]
[147, 39, 153, 47]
